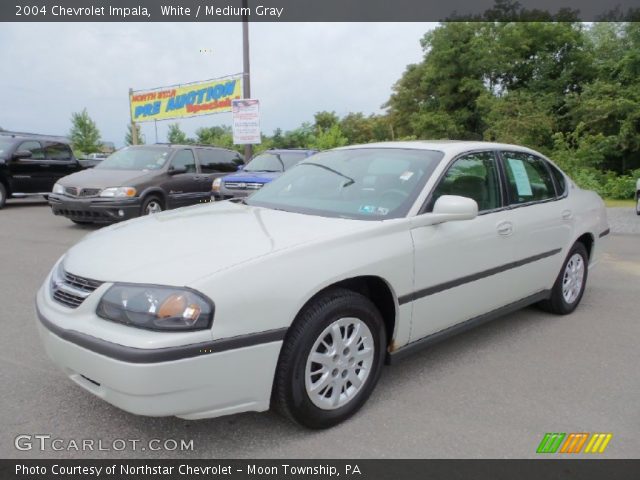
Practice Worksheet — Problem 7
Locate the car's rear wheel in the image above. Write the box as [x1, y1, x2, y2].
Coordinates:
[636, 194, 640, 215]
[141, 196, 163, 216]
[273, 288, 386, 429]
[539, 242, 589, 315]
[0, 183, 7, 209]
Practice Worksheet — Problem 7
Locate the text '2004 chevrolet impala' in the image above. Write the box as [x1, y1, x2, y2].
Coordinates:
[36, 141, 609, 428]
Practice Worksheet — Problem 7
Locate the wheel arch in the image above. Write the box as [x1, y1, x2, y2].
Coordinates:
[575, 232, 594, 261]
[289, 275, 398, 349]
[139, 187, 167, 207]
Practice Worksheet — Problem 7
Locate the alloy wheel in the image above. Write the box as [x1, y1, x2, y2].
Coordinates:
[305, 317, 375, 410]
[562, 253, 585, 304]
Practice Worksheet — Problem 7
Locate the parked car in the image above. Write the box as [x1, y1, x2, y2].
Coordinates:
[212, 148, 316, 200]
[48, 144, 244, 224]
[0, 131, 90, 209]
[36, 141, 608, 428]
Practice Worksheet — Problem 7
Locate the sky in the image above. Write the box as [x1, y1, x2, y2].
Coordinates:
[0, 22, 436, 147]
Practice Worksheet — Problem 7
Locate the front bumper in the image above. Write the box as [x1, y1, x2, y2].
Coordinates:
[212, 184, 265, 201]
[35, 284, 283, 419]
[48, 194, 141, 223]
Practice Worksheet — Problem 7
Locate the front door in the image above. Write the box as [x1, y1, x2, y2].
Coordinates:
[409, 151, 522, 341]
[163, 149, 207, 208]
[8, 140, 47, 193]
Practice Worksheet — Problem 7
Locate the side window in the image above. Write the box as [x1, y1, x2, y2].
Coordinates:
[197, 149, 242, 173]
[170, 150, 196, 173]
[45, 142, 73, 160]
[502, 151, 555, 204]
[429, 151, 501, 212]
[17, 141, 44, 159]
[548, 162, 567, 197]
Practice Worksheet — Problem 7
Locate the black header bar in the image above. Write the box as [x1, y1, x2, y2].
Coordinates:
[2, 0, 640, 22]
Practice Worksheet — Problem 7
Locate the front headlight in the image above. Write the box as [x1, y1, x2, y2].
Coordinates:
[99, 187, 137, 198]
[52, 183, 65, 195]
[97, 284, 214, 331]
[212, 178, 222, 192]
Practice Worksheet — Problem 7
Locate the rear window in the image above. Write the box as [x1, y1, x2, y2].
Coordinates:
[548, 162, 567, 197]
[197, 149, 243, 173]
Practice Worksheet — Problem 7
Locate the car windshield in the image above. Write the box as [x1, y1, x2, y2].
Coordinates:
[244, 152, 308, 172]
[246, 148, 444, 220]
[0, 138, 13, 156]
[95, 146, 172, 171]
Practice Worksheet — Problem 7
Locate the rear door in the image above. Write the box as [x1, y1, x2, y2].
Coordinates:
[497, 150, 573, 298]
[163, 149, 208, 208]
[8, 140, 46, 193]
[42, 141, 79, 189]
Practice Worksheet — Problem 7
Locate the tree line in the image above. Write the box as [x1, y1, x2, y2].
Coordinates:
[69, 18, 640, 199]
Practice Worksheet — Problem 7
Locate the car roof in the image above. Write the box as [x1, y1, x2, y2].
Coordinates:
[0, 131, 70, 143]
[151, 143, 237, 151]
[338, 140, 543, 157]
[263, 148, 317, 154]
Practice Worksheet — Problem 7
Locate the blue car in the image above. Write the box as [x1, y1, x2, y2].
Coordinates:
[212, 148, 317, 200]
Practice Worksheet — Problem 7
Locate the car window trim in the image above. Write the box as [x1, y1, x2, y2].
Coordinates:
[418, 149, 505, 216]
[171, 148, 198, 173]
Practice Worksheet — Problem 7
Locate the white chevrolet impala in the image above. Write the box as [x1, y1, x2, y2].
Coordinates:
[36, 141, 609, 428]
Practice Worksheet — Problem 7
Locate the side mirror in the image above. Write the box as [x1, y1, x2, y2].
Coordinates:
[412, 195, 478, 227]
[12, 150, 32, 160]
[168, 166, 188, 175]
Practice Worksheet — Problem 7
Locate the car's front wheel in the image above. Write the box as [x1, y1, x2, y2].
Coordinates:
[273, 288, 386, 429]
[141, 196, 164, 216]
[539, 242, 589, 315]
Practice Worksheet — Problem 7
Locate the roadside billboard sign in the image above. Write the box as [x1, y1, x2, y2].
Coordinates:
[129, 74, 243, 123]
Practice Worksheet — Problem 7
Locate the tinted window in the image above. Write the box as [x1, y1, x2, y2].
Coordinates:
[45, 142, 73, 160]
[502, 151, 555, 204]
[171, 150, 197, 173]
[247, 148, 444, 220]
[0, 138, 14, 156]
[548, 162, 567, 196]
[429, 151, 501, 212]
[244, 152, 306, 172]
[197, 149, 242, 173]
[17, 141, 44, 159]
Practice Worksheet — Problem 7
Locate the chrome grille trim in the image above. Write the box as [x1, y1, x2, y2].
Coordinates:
[224, 182, 264, 190]
[51, 269, 103, 309]
[63, 187, 102, 198]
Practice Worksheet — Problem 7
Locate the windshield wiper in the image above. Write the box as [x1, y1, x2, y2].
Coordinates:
[302, 162, 356, 187]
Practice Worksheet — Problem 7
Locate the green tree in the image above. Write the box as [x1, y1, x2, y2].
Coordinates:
[313, 111, 340, 133]
[124, 123, 145, 146]
[167, 123, 189, 144]
[69, 109, 102, 153]
[311, 124, 348, 150]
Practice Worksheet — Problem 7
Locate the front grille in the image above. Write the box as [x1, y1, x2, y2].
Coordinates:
[56, 209, 110, 219]
[52, 269, 103, 309]
[64, 187, 101, 198]
[224, 182, 264, 190]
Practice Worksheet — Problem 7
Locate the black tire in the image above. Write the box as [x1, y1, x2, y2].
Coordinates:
[635, 194, 640, 216]
[0, 182, 7, 209]
[141, 196, 164, 216]
[539, 242, 589, 315]
[272, 288, 386, 429]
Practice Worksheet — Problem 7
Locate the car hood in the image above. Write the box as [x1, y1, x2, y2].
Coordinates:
[57, 168, 156, 189]
[224, 171, 281, 183]
[62, 201, 371, 286]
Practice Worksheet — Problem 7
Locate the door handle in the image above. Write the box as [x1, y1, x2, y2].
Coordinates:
[496, 221, 513, 236]
[562, 209, 573, 220]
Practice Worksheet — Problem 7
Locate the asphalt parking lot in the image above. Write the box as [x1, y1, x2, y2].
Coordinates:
[1, 200, 638, 459]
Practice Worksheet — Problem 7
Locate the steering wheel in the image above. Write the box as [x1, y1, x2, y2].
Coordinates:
[379, 189, 409, 206]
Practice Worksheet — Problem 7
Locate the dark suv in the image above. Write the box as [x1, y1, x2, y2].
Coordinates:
[48, 144, 244, 224]
[0, 131, 88, 209]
